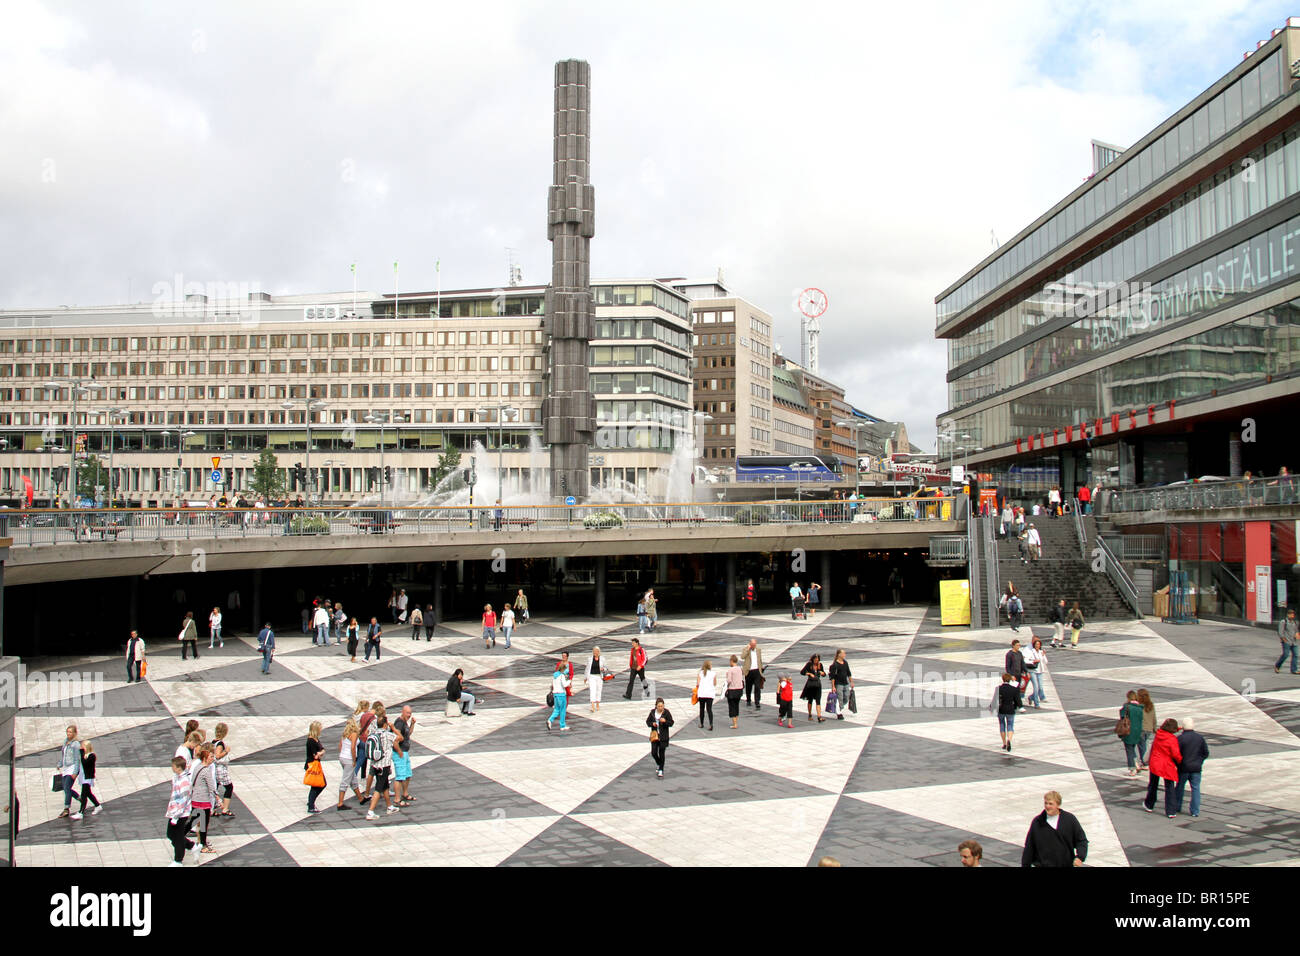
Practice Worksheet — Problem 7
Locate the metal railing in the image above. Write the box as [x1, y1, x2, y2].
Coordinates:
[1096, 534, 1141, 618]
[965, 517, 982, 626]
[982, 513, 1001, 628]
[1, 496, 959, 549]
[929, 535, 968, 564]
[1071, 502, 1087, 558]
[1108, 474, 1300, 514]
[1114, 534, 1164, 562]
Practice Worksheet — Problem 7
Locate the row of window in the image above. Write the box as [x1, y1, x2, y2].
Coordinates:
[938, 47, 1284, 322]
[751, 383, 771, 401]
[695, 378, 734, 393]
[694, 310, 735, 325]
[2, 407, 548, 428]
[750, 427, 770, 442]
[750, 315, 771, 338]
[750, 404, 770, 423]
[775, 417, 815, 439]
[0, 330, 547, 354]
[589, 372, 689, 402]
[593, 318, 691, 351]
[0, 355, 547, 378]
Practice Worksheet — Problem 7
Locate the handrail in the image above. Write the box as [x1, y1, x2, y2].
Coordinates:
[1108, 473, 1300, 514]
[967, 515, 982, 627]
[1096, 534, 1141, 618]
[982, 513, 1001, 628]
[1071, 503, 1087, 559]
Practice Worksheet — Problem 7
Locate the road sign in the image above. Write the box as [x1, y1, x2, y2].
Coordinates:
[564, 495, 576, 506]
[210, 469, 223, 484]
[211, 456, 221, 469]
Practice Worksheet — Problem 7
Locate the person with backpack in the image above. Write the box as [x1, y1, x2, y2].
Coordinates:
[423, 604, 436, 640]
[547, 660, 571, 731]
[1118, 690, 1145, 777]
[410, 605, 423, 641]
[179, 611, 200, 660]
[622, 638, 648, 700]
[257, 622, 275, 674]
[365, 617, 383, 662]
[1048, 599, 1067, 648]
[1275, 607, 1299, 674]
[1000, 584, 1024, 633]
[334, 604, 347, 646]
[364, 708, 400, 819]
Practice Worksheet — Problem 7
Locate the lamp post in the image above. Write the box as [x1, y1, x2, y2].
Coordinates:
[90, 407, 128, 508]
[44, 378, 102, 507]
[283, 395, 328, 504]
[161, 428, 197, 501]
[791, 461, 814, 505]
[477, 404, 519, 502]
[836, 418, 869, 503]
[364, 413, 388, 508]
[38, 442, 64, 503]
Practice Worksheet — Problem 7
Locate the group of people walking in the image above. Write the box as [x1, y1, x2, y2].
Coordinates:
[1117, 689, 1210, 817]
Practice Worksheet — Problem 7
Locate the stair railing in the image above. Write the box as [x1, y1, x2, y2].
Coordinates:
[1096, 534, 1141, 618]
[1071, 502, 1087, 558]
[982, 511, 1001, 627]
[967, 514, 983, 628]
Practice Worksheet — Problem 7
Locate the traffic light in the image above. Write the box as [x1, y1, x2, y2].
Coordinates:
[367, 466, 380, 484]
[384, 466, 393, 483]
[293, 463, 306, 484]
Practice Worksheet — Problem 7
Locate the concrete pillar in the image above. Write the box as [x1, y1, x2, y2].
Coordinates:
[658, 554, 668, 584]
[433, 563, 444, 624]
[725, 553, 736, 614]
[251, 569, 263, 630]
[820, 552, 832, 607]
[594, 556, 606, 619]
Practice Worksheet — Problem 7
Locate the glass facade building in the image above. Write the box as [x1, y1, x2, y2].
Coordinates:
[936, 27, 1300, 501]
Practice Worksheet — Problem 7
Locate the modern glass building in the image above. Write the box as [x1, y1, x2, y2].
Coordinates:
[935, 24, 1300, 501]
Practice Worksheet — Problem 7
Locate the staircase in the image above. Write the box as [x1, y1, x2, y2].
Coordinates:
[995, 514, 1135, 623]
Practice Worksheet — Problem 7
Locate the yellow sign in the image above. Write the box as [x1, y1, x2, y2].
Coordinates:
[939, 579, 971, 626]
[211, 456, 221, 469]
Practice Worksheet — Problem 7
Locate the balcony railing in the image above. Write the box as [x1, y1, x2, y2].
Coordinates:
[0, 496, 959, 549]
[1106, 474, 1300, 514]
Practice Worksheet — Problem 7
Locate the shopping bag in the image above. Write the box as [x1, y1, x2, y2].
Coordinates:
[848, 688, 858, 714]
[825, 691, 838, 715]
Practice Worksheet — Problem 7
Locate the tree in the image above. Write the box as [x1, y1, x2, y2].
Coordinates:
[433, 446, 462, 488]
[250, 447, 286, 500]
[76, 454, 108, 502]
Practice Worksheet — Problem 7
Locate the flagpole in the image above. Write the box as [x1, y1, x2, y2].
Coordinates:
[393, 260, 399, 321]
[351, 262, 357, 316]
[435, 259, 441, 319]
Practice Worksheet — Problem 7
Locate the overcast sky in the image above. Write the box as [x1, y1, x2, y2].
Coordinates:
[1, 0, 1291, 450]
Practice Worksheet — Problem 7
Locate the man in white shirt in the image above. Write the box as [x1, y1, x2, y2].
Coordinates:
[396, 590, 409, 623]
[1026, 524, 1042, 562]
[312, 604, 330, 646]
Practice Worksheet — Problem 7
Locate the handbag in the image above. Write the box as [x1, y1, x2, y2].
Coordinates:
[546, 691, 555, 708]
[1114, 706, 1132, 739]
[848, 688, 858, 714]
[51, 773, 63, 793]
[691, 685, 699, 706]
[826, 691, 838, 714]
[303, 759, 326, 788]
[140, 660, 148, 677]
[649, 729, 659, 743]
[177, 629, 187, 642]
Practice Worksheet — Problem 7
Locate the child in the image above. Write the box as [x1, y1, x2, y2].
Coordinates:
[165, 756, 194, 867]
[78, 740, 102, 816]
[501, 604, 515, 649]
[777, 675, 795, 728]
[482, 604, 497, 649]
[190, 744, 218, 855]
[212, 723, 235, 817]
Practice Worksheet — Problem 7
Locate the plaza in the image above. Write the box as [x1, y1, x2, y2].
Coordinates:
[8, 605, 1299, 867]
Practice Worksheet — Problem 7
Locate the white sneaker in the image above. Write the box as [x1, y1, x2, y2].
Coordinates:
[386, 806, 400, 814]
[70, 812, 83, 820]
[92, 805, 103, 816]
[168, 861, 183, 867]
[366, 811, 378, 820]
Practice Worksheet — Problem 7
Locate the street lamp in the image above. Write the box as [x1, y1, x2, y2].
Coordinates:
[476, 405, 519, 502]
[37, 442, 64, 502]
[44, 378, 103, 507]
[836, 418, 870, 503]
[90, 407, 129, 508]
[791, 461, 815, 504]
[364, 413, 389, 508]
[162, 429, 197, 500]
[283, 395, 328, 503]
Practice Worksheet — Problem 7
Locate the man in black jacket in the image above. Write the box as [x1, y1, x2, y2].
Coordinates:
[1048, 599, 1067, 647]
[1005, 640, 1027, 709]
[1021, 791, 1088, 867]
[1173, 717, 1210, 818]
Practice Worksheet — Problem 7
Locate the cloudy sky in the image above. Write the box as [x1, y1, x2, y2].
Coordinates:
[1, 0, 1291, 449]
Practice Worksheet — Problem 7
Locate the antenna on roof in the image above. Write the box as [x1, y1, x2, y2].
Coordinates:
[506, 248, 522, 287]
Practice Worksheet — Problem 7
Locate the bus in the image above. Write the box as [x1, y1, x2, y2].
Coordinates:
[735, 455, 844, 482]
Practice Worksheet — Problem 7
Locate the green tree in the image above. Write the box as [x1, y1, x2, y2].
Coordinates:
[433, 446, 462, 488]
[250, 447, 286, 500]
[76, 454, 108, 501]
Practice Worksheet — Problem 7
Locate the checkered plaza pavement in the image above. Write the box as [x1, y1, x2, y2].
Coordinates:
[9, 605, 1300, 867]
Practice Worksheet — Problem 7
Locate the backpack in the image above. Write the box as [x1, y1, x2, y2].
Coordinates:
[366, 733, 384, 764]
[1008, 596, 1023, 615]
[1114, 706, 1132, 739]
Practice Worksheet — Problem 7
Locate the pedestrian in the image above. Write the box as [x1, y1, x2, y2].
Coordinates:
[789, 581, 804, 618]
[1026, 523, 1042, 561]
[514, 589, 529, 624]
[828, 649, 853, 721]
[959, 840, 983, 867]
[125, 630, 145, 683]
[175, 729, 201, 774]
[776, 673, 794, 728]
[1173, 717, 1210, 818]
[334, 604, 346, 645]
[636, 593, 649, 634]
[547, 660, 571, 731]
[179, 611, 199, 660]
[741, 638, 765, 709]
[1006, 590, 1024, 632]
[77, 739, 102, 817]
[387, 588, 398, 624]
[300, 606, 310, 634]
[647, 697, 674, 779]
[482, 604, 497, 649]
[304, 721, 327, 814]
[622, 638, 648, 700]
[191, 744, 219, 854]
[584, 647, 608, 713]
[1276, 607, 1299, 674]
[999, 503, 1013, 539]
[800, 654, 827, 722]
[257, 622, 275, 674]
[724, 655, 744, 729]
[501, 604, 515, 649]
[1067, 601, 1085, 648]
[346, 617, 359, 662]
[888, 567, 903, 606]
[355, 700, 374, 799]
[396, 588, 409, 623]
[990, 673, 1022, 752]
[164, 755, 194, 867]
[561, 651, 574, 703]
[644, 589, 659, 630]
[1077, 484, 1091, 515]
[312, 603, 330, 647]
[364, 708, 399, 819]
[1048, 486, 1061, 517]
[1021, 791, 1088, 867]
[212, 723, 235, 817]
[1048, 599, 1067, 648]
[695, 660, 716, 731]
[1017, 530, 1030, 565]
[208, 607, 223, 648]
[744, 578, 755, 614]
[1136, 689, 1156, 768]
[337, 717, 363, 811]
[1143, 718, 1183, 818]
[1119, 691, 1145, 776]
[424, 604, 436, 640]
[1023, 637, 1047, 708]
[410, 605, 423, 640]
[365, 617, 383, 662]
[1005, 639, 1028, 704]
[807, 582, 822, 616]
[446, 668, 476, 715]
[56, 725, 84, 820]
[392, 705, 416, 806]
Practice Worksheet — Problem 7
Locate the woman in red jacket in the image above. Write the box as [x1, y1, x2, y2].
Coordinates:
[1143, 718, 1183, 818]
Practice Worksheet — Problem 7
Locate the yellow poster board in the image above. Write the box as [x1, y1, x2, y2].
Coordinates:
[940, 579, 971, 626]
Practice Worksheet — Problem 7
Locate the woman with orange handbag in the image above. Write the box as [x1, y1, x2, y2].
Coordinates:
[646, 698, 674, 779]
[304, 721, 327, 814]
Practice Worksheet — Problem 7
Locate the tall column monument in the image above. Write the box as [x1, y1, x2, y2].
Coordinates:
[543, 59, 595, 500]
